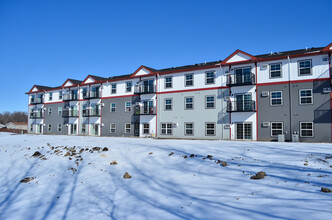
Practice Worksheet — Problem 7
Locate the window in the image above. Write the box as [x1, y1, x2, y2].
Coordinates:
[125, 123, 131, 133]
[271, 122, 283, 136]
[58, 107, 62, 115]
[125, 101, 132, 112]
[82, 124, 87, 134]
[234, 67, 252, 84]
[185, 123, 194, 135]
[48, 124, 51, 132]
[299, 89, 313, 104]
[58, 124, 62, 132]
[30, 124, 33, 132]
[49, 92, 53, 101]
[300, 122, 313, 137]
[205, 123, 215, 136]
[48, 107, 52, 116]
[143, 123, 150, 134]
[185, 74, 194, 86]
[126, 81, 132, 92]
[110, 103, 116, 112]
[82, 88, 88, 97]
[205, 96, 215, 109]
[110, 123, 116, 133]
[205, 71, 215, 84]
[270, 63, 282, 78]
[236, 123, 252, 140]
[165, 76, 172, 88]
[165, 98, 172, 111]
[59, 91, 63, 100]
[161, 123, 173, 135]
[270, 91, 282, 106]
[185, 97, 193, 110]
[111, 84, 117, 94]
[30, 95, 35, 103]
[298, 60, 312, 75]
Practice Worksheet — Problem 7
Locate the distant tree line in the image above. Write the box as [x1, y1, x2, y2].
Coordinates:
[0, 112, 28, 124]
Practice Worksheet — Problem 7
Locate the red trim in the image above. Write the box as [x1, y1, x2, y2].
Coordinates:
[257, 77, 330, 86]
[155, 75, 158, 137]
[255, 62, 258, 141]
[101, 94, 139, 100]
[43, 101, 66, 105]
[228, 65, 231, 140]
[157, 65, 219, 75]
[131, 65, 156, 78]
[321, 42, 332, 52]
[221, 49, 258, 65]
[329, 53, 332, 142]
[157, 86, 228, 95]
[257, 51, 322, 62]
[61, 79, 80, 88]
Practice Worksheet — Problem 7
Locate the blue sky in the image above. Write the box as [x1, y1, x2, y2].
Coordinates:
[0, 0, 331, 112]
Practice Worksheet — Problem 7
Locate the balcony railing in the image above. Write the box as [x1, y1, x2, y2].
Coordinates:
[226, 73, 255, 87]
[82, 91, 101, 99]
[134, 106, 156, 115]
[30, 98, 43, 105]
[134, 85, 156, 94]
[82, 109, 101, 117]
[29, 112, 44, 119]
[63, 94, 78, 101]
[62, 109, 79, 117]
[226, 101, 256, 112]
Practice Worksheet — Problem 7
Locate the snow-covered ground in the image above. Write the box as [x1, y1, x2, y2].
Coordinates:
[0, 132, 331, 220]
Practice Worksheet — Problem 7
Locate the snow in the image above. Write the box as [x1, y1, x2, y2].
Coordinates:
[0, 132, 332, 220]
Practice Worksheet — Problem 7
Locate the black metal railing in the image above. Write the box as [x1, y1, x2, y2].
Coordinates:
[83, 91, 101, 99]
[82, 109, 101, 117]
[29, 111, 44, 119]
[30, 98, 43, 104]
[226, 73, 255, 87]
[134, 106, 156, 115]
[134, 85, 156, 94]
[226, 101, 256, 112]
[63, 94, 78, 101]
[62, 109, 79, 117]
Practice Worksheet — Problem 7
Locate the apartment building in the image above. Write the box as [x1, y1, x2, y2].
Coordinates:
[27, 42, 332, 142]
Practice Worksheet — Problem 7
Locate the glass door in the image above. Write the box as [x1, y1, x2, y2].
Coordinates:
[235, 94, 252, 111]
[236, 123, 252, 140]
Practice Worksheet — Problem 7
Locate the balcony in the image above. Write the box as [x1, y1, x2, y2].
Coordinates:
[62, 109, 79, 117]
[134, 106, 156, 115]
[29, 112, 43, 119]
[63, 94, 78, 101]
[30, 98, 43, 105]
[226, 73, 255, 87]
[82, 109, 101, 117]
[226, 101, 256, 112]
[134, 85, 156, 94]
[83, 91, 101, 99]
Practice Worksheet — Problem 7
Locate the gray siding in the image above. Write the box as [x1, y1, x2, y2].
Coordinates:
[101, 96, 139, 136]
[44, 103, 68, 135]
[257, 80, 331, 142]
[157, 89, 230, 139]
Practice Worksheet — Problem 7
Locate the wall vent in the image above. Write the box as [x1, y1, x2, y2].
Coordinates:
[322, 57, 329, 62]
[261, 91, 269, 97]
[261, 64, 268, 70]
[262, 122, 270, 127]
[323, 87, 331, 93]
[224, 124, 231, 129]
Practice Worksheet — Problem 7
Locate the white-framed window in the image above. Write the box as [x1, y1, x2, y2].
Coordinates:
[125, 123, 131, 133]
[205, 71, 215, 84]
[165, 98, 172, 111]
[185, 73, 194, 86]
[57, 124, 62, 132]
[300, 122, 313, 137]
[271, 122, 283, 136]
[125, 101, 132, 112]
[270, 91, 282, 106]
[30, 124, 33, 132]
[205, 96, 215, 109]
[165, 76, 173, 88]
[111, 84, 117, 94]
[59, 91, 63, 100]
[49, 92, 53, 101]
[298, 60, 312, 75]
[299, 89, 313, 105]
[48, 124, 52, 132]
[126, 81, 132, 92]
[143, 123, 150, 134]
[110, 102, 116, 112]
[205, 123, 215, 136]
[110, 123, 116, 133]
[184, 123, 194, 136]
[48, 107, 52, 116]
[161, 123, 173, 135]
[58, 107, 62, 115]
[270, 63, 282, 78]
[185, 97, 193, 110]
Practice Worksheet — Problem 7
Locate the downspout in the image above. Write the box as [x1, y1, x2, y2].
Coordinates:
[100, 84, 103, 137]
[255, 61, 258, 141]
[229, 65, 232, 140]
[287, 56, 292, 141]
[155, 74, 159, 138]
[328, 53, 332, 142]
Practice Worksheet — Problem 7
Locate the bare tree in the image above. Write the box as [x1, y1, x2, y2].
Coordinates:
[0, 111, 28, 124]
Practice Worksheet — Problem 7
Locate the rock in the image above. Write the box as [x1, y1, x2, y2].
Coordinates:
[216, 160, 221, 164]
[190, 154, 195, 158]
[79, 149, 84, 154]
[149, 152, 153, 155]
[20, 177, 35, 183]
[64, 152, 70, 157]
[169, 152, 174, 156]
[321, 187, 332, 193]
[183, 155, 188, 159]
[92, 147, 101, 151]
[207, 155, 213, 159]
[221, 161, 228, 167]
[250, 171, 266, 180]
[102, 147, 109, 151]
[304, 163, 308, 166]
[110, 161, 118, 165]
[68, 167, 77, 174]
[32, 151, 41, 157]
[123, 172, 131, 179]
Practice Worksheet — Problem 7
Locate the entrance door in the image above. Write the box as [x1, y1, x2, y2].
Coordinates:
[94, 124, 99, 136]
[236, 123, 252, 140]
